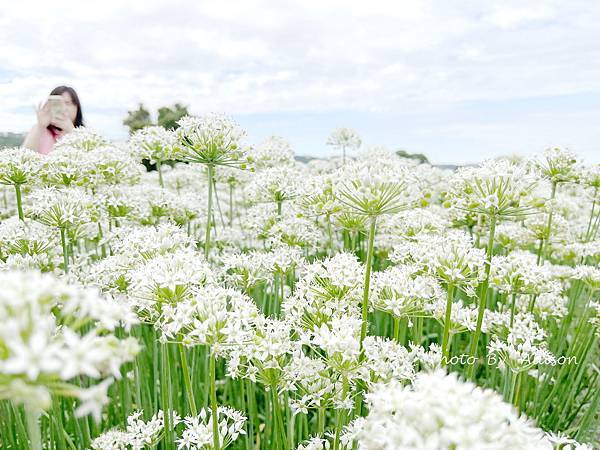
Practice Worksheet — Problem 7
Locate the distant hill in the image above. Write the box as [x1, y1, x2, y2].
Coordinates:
[294, 155, 318, 164]
[435, 164, 459, 170]
[0, 132, 25, 148]
[294, 154, 459, 170]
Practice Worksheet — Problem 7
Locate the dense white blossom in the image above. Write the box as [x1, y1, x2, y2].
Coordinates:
[0, 270, 139, 414]
[249, 135, 295, 169]
[326, 127, 362, 161]
[447, 159, 538, 218]
[530, 147, 580, 184]
[354, 370, 552, 450]
[0, 147, 41, 185]
[488, 313, 556, 372]
[130, 126, 180, 164]
[177, 113, 247, 167]
[91, 410, 166, 450]
[54, 127, 109, 151]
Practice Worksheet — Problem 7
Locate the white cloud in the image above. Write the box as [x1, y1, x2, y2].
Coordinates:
[1, 0, 599, 161]
[485, 5, 556, 28]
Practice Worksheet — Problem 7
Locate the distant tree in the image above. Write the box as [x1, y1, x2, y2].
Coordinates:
[123, 103, 153, 134]
[396, 149, 429, 165]
[157, 103, 189, 130]
[326, 127, 362, 164]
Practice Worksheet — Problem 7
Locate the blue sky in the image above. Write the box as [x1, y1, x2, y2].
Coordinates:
[1, 0, 599, 164]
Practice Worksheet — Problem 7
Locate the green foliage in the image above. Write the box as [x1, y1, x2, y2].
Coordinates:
[123, 103, 189, 135]
[158, 103, 189, 130]
[396, 149, 429, 164]
[123, 103, 153, 134]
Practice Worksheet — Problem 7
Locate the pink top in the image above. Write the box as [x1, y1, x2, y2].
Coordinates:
[37, 127, 63, 155]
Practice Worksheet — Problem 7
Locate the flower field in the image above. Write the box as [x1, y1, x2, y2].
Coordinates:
[0, 116, 598, 449]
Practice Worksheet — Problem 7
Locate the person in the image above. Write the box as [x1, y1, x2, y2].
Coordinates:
[22, 86, 84, 154]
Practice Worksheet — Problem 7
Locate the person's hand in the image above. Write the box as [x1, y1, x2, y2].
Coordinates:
[35, 101, 53, 128]
[50, 112, 75, 133]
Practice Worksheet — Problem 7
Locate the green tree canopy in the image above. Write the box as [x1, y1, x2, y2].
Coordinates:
[157, 103, 189, 130]
[396, 149, 429, 164]
[123, 103, 153, 134]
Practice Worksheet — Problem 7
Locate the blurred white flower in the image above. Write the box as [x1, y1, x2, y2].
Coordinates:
[0, 270, 139, 414]
[354, 370, 551, 450]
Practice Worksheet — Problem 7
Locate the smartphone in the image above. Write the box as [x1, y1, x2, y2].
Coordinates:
[47, 95, 66, 119]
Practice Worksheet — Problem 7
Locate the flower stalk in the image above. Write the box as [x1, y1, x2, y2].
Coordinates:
[467, 214, 497, 379]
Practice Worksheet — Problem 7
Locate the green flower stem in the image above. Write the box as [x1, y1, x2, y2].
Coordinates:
[393, 317, 401, 342]
[441, 284, 456, 364]
[540, 181, 557, 263]
[96, 222, 104, 258]
[359, 217, 377, 350]
[548, 329, 595, 427]
[279, 272, 285, 317]
[209, 351, 220, 450]
[467, 214, 497, 380]
[264, 392, 272, 447]
[118, 363, 132, 424]
[538, 294, 596, 420]
[512, 372, 523, 406]
[25, 407, 42, 450]
[60, 227, 69, 273]
[156, 160, 164, 188]
[553, 282, 585, 356]
[151, 331, 159, 411]
[575, 377, 600, 442]
[397, 317, 408, 345]
[14, 183, 24, 221]
[204, 164, 214, 260]
[65, 400, 85, 446]
[132, 338, 144, 415]
[326, 214, 334, 256]
[52, 397, 67, 450]
[271, 386, 286, 449]
[509, 293, 517, 327]
[352, 217, 377, 422]
[413, 316, 423, 346]
[161, 343, 175, 450]
[299, 413, 308, 444]
[504, 368, 518, 403]
[528, 293, 539, 313]
[238, 382, 251, 450]
[245, 380, 257, 448]
[286, 396, 294, 450]
[178, 344, 198, 416]
[317, 406, 325, 437]
[584, 187, 597, 241]
[535, 238, 544, 265]
[351, 386, 367, 430]
[213, 178, 226, 228]
[502, 366, 511, 400]
[590, 212, 600, 242]
[342, 230, 350, 251]
[474, 214, 483, 247]
[229, 183, 234, 226]
[333, 378, 349, 450]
